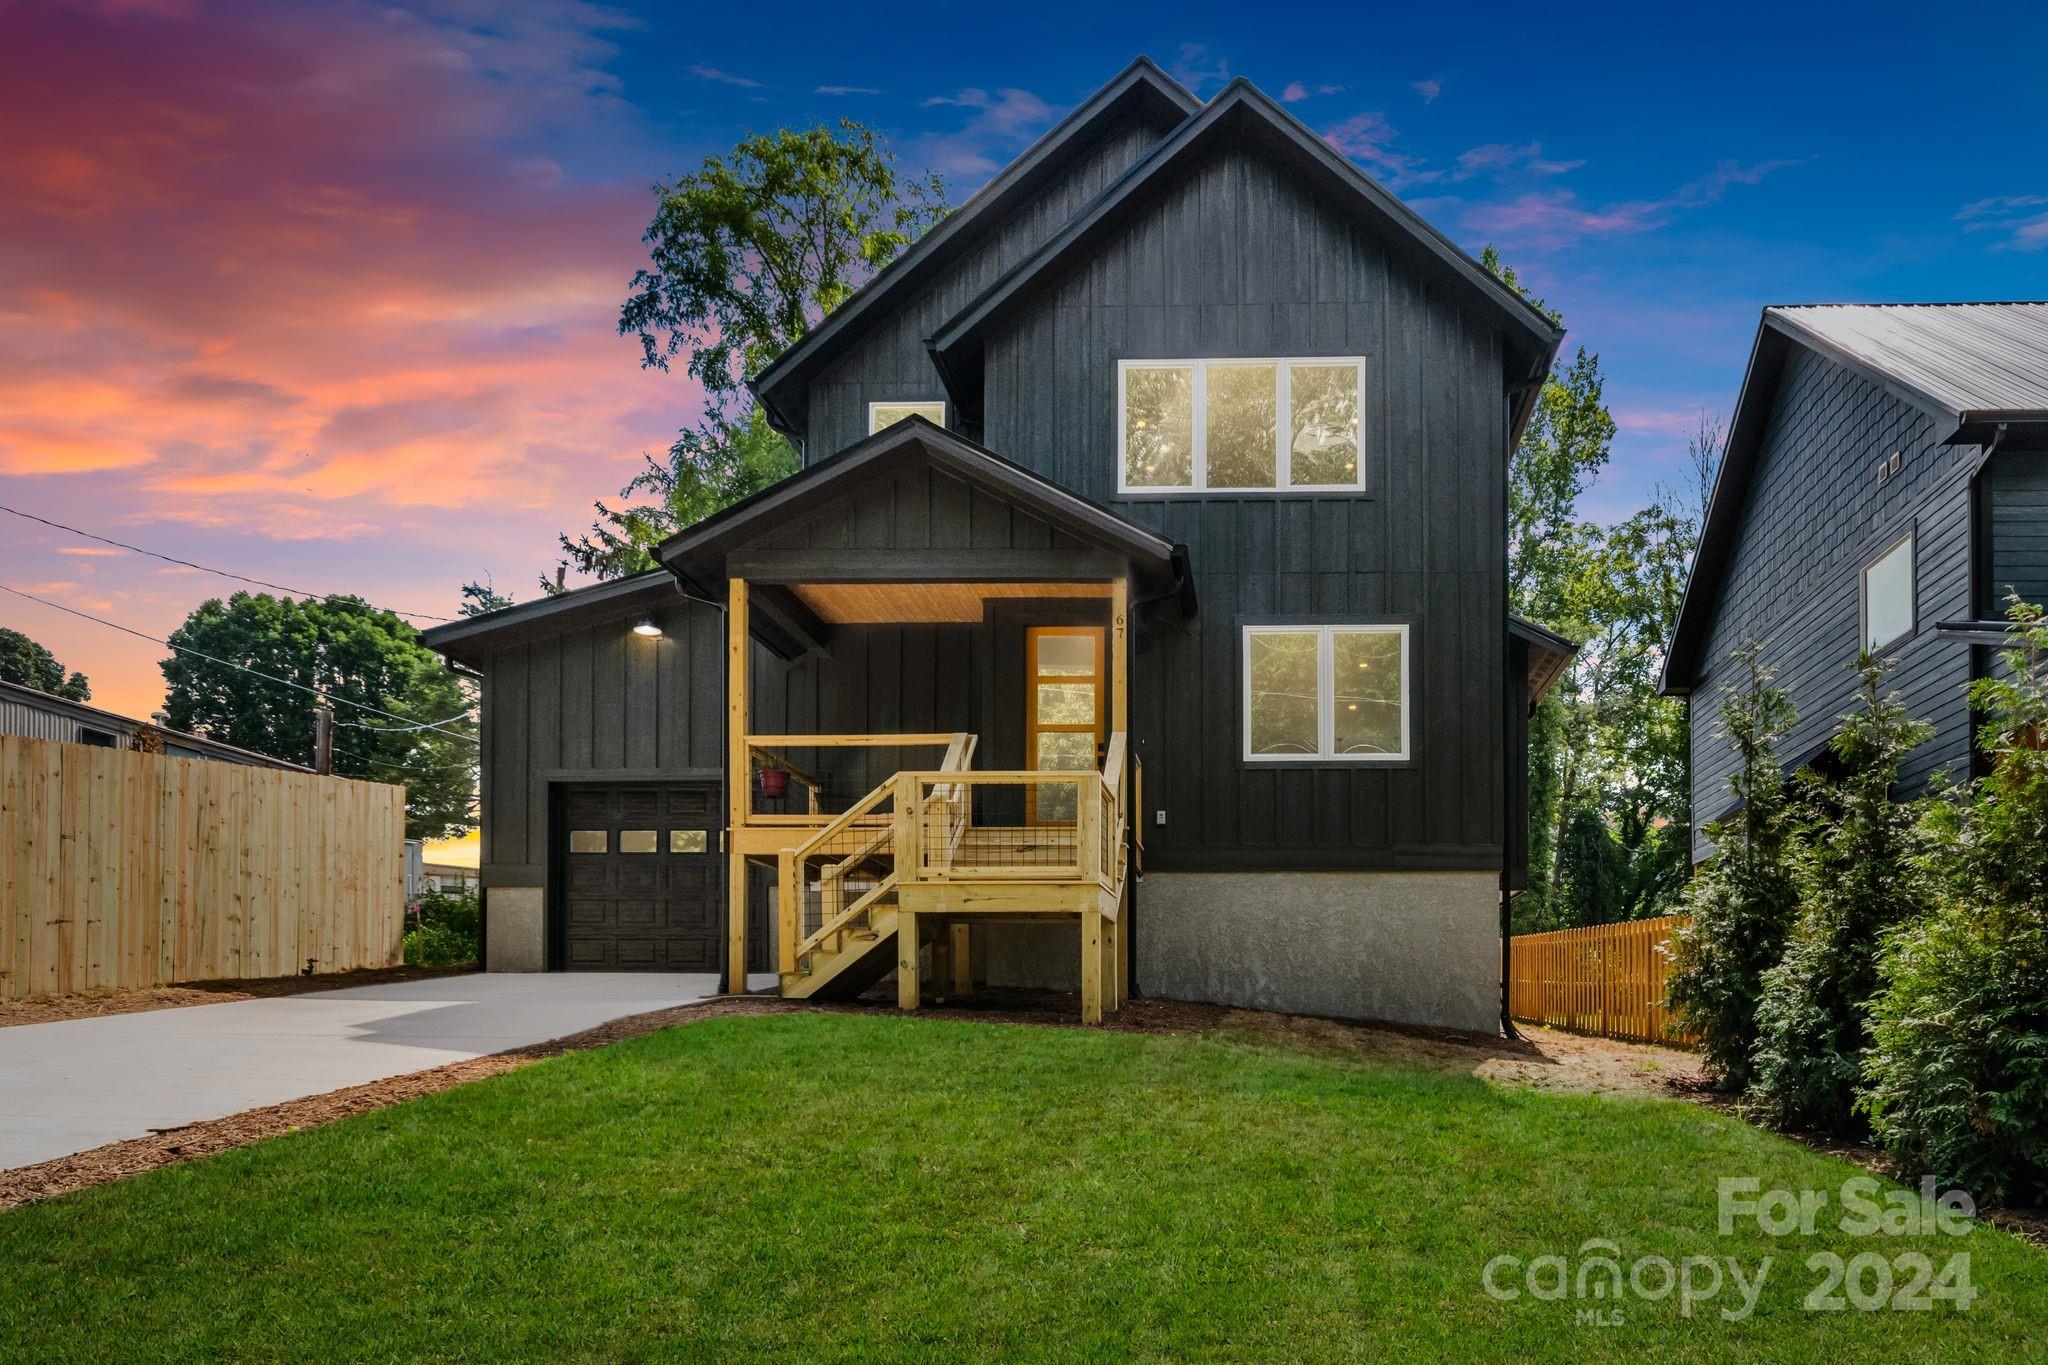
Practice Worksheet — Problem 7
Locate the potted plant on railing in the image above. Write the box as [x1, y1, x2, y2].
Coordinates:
[756, 765, 790, 799]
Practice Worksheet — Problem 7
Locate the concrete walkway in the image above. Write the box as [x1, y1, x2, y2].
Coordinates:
[0, 972, 774, 1170]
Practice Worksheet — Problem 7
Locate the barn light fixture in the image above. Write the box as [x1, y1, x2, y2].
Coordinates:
[632, 617, 662, 638]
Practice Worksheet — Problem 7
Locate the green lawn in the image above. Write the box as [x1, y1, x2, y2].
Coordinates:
[3, 1014, 2044, 1362]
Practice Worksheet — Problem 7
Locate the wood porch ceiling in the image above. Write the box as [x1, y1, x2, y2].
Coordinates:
[790, 581, 1109, 624]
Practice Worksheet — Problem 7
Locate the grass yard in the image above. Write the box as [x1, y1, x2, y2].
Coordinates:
[2, 1012, 2044, 1361]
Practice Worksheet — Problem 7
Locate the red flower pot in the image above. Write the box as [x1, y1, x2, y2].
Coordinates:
[757, 768, 790, 799]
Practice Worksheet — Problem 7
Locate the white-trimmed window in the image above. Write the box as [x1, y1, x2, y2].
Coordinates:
[1119, 357, 1365, 493]
[1242, 624, 1409, 762]
[870, 400, 947, 434]
[1862, 532, 1915, 651]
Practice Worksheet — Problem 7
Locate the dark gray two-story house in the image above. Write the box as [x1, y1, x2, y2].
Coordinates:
[1664, 303, 2048, 857]
[423, 60, 1573, 1033]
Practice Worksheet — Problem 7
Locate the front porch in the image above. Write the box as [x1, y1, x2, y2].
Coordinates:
[722, 575, 1136, 1024]
[657, 419, 1183, 1023]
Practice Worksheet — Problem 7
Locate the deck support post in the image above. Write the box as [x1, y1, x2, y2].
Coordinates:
[1080, 907, 1104, 1024]
[897, 909, 921, 1010]
[949, 922, 972, 996]
[726, 577, 750, 994]
[1110, 576, 1129, 1013]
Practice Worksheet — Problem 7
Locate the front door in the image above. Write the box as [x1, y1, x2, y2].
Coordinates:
[557, 783, 722, 971]
[1024, 626, 1105, 821]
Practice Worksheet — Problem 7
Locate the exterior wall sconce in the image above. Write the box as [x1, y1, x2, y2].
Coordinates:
[632, 617, 663, 638]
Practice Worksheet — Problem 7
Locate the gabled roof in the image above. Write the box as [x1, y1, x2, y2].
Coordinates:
[1662, 303, 2048, 694]
[659, 415, 1179, 595]
[748, 58, 1201, 440]
[926, 78, 1564, 439]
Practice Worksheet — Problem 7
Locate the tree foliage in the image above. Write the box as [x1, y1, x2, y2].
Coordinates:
[1666, 641, 1801, 1089]
[1863, 597, 2048, 1201]
[0, 627, 90, 701]
[1484, 248, 1703, 931]
[561, 122, 949, 582]
[1749, 652, 1931, 1133]
[160, 593, 476, 839]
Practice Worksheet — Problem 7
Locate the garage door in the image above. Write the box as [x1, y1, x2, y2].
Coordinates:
[558, 784, 721, 971]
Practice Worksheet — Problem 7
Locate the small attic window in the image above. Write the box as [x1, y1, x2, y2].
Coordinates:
[870, 401, 946, 434]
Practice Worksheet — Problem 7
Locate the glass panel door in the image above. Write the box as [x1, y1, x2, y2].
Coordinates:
[1025, 626, 1104, 822]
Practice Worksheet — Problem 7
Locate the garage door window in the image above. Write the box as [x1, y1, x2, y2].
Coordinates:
[619, 830, 658, 853]
[670, 829, 709, 853]
[569, 830, 607, 853]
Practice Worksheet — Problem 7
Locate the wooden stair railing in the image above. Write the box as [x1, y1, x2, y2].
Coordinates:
[778, 733, 975, 982]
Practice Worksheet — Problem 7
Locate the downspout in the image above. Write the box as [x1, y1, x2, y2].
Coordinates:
[1121, 543, 1195, 1000]
[1500, 384, 1528, 1041]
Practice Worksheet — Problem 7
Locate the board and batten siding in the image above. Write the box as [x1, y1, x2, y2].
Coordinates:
[801, 120, 1169, 459]
[478, 597, 732, 885]
[0, 734, 402, 999]
[1688, 345, 1978, 860]
[977, 143, 1510, 870]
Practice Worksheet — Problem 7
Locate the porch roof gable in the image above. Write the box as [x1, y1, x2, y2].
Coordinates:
[657, 417, 1182, 600]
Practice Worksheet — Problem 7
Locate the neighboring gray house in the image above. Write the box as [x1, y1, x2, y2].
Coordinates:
[423, 60, 1575, 1033]
[0, 676, 308, 770]
[1664, 303, 2048, 859]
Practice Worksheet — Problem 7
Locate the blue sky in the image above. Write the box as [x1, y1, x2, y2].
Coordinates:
[606, 0, 2048, 519]
[7, 0, 2046, 714]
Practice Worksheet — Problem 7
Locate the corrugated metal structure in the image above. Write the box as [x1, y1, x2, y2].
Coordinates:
[0, 677, 306, 771]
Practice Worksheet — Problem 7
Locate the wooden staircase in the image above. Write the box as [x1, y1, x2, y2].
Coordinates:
[774, 733, 1132, 1019]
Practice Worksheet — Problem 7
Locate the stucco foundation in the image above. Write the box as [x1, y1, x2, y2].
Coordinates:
[485, 886, 545, 972]
[1132, 871, 1500, 1034]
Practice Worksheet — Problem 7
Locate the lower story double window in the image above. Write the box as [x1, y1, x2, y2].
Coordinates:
[1242, 623, 1410, 762]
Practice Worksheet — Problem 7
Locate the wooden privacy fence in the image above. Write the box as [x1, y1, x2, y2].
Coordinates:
[0, 734, 404, 1000]
[1510, 914, 1693, 1046]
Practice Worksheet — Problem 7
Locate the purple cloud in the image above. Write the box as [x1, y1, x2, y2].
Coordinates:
[1411, 79, 1442, 103]
[916, 87, 1057, 179]
[1463, 159, 1806, 248]
[1957, 195, 2048, 252]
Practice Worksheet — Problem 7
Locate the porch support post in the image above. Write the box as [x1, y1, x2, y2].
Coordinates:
[726, 577, 750, 994]
[1110, 575, 1129, 1011]
[1080, 907, 1104, 1025]
[896, 909, 921, 1010]
[949, 922, 972, 996]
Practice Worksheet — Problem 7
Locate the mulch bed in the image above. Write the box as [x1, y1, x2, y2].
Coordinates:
[0, 965, 479, 1029]
[2, 986, 2041, 1248]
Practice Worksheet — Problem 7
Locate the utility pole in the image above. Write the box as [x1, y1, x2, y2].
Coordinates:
[311, 705, 334, 775]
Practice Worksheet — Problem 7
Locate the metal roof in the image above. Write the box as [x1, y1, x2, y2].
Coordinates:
[1766, 303, 2048, 424]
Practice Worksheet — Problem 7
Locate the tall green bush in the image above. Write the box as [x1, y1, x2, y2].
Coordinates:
[1666, 641, 1801, 1089]
[1748, 653, 1930, 1133]
[1862, 598, 2048, 1203]
[404, 885, 480, 967]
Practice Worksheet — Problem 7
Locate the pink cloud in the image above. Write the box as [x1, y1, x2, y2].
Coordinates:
[0, 0, 688, 717]
[1464, 160, 1805, 249]
[1411, 79, 1442, 103]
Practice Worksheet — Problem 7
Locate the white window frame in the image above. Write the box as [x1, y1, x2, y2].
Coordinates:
[1117, 357, 1367, 495]
[1241, 623, 1410, 763]
[868, 399, 947, 434]
[1860, 529, 1917, 652]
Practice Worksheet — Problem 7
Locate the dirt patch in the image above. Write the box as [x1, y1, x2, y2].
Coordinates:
[0, 965, 478, 1029]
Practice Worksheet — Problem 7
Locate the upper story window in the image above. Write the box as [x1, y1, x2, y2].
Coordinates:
[1119, 357, 1364, 494]
[1862, 531, 1915, 651]
[870, 400, 946, 434]
[1242, 623, 1409, 762]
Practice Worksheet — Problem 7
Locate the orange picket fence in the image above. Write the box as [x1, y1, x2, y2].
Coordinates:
[1509, 913, 1694, 1046]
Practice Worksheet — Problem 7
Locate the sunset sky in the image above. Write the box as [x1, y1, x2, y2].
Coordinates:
[4, 0, 2045, 718]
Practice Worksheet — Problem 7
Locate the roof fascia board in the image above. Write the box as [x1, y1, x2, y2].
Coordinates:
[420, 571, 679, 657]
[930, 81, 1563, 376]
[747, 58, 1199, 416]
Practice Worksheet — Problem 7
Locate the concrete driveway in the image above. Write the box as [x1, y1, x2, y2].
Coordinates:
[0, 972, 771, 1170]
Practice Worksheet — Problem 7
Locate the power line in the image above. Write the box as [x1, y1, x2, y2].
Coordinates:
[0, 502, 454, 623]
[0, 583, 479, 744]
